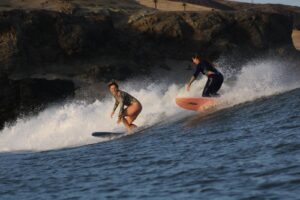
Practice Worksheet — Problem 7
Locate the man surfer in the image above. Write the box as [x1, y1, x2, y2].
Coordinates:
[108, 81, 142, 132]
[186, 54, 224, 97]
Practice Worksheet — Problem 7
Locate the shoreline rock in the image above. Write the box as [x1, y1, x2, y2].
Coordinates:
[0, 77, 74, 129]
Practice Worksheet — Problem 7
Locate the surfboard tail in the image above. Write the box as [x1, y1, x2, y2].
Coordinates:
[176, 97, 216, 111]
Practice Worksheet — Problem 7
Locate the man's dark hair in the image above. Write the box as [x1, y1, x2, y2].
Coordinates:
[192, 53, 201, 59]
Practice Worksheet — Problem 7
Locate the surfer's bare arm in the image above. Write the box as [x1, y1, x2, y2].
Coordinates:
[118, 100, 124, 117]
[111, 100, 119, 118]
[187, 76, 196, 91]
[117, 96, 125, 123]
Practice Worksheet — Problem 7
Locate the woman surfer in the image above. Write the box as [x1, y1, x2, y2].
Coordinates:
[108, 81, 142, 132]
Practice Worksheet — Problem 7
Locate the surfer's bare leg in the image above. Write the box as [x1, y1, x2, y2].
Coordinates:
[120, 114, 137, 132]
[121, 117, 132, 132]
[126, 116, 137, 129]
[123, 102, 142, 132]
[121, 117, 137, 133]
[126, 116, 136, 125]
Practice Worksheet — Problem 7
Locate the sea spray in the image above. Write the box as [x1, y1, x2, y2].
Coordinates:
[0, 82, 189, 152]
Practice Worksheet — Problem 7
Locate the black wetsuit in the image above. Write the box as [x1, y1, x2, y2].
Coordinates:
[193, 60, 224, 97]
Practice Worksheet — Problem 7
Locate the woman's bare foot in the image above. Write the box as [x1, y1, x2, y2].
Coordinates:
[127, 124, 137, 134]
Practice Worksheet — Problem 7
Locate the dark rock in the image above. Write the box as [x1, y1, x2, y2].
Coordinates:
[129, 13, 194, 39]
[0, 10, 114, 74]
[17, 78, 74, 109]
[169, 0, 234, 11]
[0, 9, 294, 76]
[0, 77, 74, 129]
[85, 63, 135, 82]
[129, 11, 294, 60]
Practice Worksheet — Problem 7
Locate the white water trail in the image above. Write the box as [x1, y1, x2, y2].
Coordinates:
[0, 59, 299, 152]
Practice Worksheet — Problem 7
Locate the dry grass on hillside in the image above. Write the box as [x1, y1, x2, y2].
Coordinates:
[0, 0, 214, 12]
[137, 0, 214, 11]
[292, 30, 300, 50]
[0, 0, 145, 12]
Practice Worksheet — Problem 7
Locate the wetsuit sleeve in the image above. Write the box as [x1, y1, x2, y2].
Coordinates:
[118, 94, 125, 118]
[112, 100, 119, 113]
[193, 64, 202, 78]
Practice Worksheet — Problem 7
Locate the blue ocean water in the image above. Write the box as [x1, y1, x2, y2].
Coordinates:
[1, 88, 300, 199]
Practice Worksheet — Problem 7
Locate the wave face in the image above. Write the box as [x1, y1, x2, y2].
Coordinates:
[0, 59, 299, 152]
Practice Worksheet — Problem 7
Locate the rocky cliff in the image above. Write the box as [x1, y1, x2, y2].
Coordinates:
[0, 9, 294, 76]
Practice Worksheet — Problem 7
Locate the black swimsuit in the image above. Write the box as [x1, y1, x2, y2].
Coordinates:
[193, 60, 224, 97]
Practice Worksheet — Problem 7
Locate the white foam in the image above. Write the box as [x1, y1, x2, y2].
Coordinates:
[0, 59, 299, 152]
[219, 59, 300, 106]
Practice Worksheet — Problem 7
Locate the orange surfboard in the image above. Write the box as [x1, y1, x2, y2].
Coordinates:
[176, 97, 216, 111]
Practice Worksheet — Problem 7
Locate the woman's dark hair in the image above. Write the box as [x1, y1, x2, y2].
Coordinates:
[107, 81, 118, 89]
